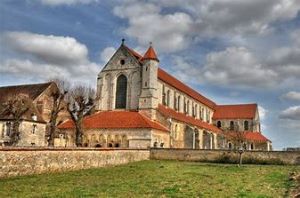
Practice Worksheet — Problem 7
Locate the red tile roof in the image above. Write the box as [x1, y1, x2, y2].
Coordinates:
[226, 131, 270, 143]
[213, 104, 257, 119]
[141, 46, 159, 62]
[157, 104, 221, 133]
[158, 68, 216, 109]
[124, 46, 216, 109]
[58, 111, 169, 132]
[123, 45, 143, 60]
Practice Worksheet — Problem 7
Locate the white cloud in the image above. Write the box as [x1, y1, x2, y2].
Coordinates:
[281, 91, 300, 101]
[100, 47, 116, 63]
[266, 30, 300, 79]
[113, 1, 193, 53]
[3, 31, 89, 65]
[279, 106, 300, 120]
[1, 31, 100, 85]
[202, 47, 278, 88]
[36, 0, 99, 6]
[258, 105, 267, 120]
[112, 0, 300, 53]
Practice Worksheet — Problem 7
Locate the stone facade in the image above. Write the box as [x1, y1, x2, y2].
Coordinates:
[0, 148, 150, 178]
[0, 120, 46, 146]
[61, 128, 170, 149]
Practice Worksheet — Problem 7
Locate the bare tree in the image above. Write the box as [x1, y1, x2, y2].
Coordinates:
[231, 131, 247, 167]
[47, 79, 69, 147]
[66, 85, 95, 147]
[224, 121, 247, 166]
[0, 94, 31, 145]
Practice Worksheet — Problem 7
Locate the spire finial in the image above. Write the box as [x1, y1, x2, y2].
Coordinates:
[149, 41, 152, 46]
[121, 38, 125, 45]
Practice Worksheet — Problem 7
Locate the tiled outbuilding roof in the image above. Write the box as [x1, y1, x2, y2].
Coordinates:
[213, 104, 257, 119]
[58, 111, 169, 132]
[226, 131, 270, 143]
[157, 104, 221, 133]
[0, 99, 46, 123]
[0, 82, 52, 102]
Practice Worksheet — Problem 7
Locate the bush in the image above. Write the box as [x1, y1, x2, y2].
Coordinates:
[212, 153, 285, 165]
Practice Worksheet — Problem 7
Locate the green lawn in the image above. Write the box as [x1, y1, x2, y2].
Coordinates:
[0, 160, 299, 198]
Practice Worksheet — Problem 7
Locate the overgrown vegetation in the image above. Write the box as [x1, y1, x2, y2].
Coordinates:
[212, 153, 285, 165]
[0, 160, 298, 197]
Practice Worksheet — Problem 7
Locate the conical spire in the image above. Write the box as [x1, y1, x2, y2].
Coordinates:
[142, 42, 159, 62]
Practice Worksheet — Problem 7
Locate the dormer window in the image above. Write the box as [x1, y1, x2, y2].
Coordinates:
[31, 114, 37, 121]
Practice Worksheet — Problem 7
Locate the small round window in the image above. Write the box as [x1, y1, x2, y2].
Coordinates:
[120, 59, 125, 65]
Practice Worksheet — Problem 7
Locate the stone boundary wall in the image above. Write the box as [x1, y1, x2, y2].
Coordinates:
[0, 147, 150, 178]
[150, 148, 300, 165]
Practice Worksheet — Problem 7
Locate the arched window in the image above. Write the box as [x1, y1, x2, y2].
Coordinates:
[199, 108, 202, 120]
[184, 98, 187, 114]
[174, 124, 178, 139]
[166, 90, 170, 107]
[162, 85, 166, 105]
[217, 121, 221, 128]
[177, 95, 181, 111]
[250, 143, 254, 150]
[174, 93, 177, 110]
[192, 103, 195, 117]
[230, 121, 234, 130]
[228, 142, 232, 150]
[115, 75, 127, 109]
[244, 120, 249, 131]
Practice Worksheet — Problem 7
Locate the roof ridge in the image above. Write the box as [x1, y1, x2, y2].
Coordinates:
[0, 82, 52, 89]
[216, 103, 257, 107]
[139, 112, 169, 130]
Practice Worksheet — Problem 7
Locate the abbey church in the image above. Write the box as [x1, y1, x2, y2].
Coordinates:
[58, 41, 272, 151]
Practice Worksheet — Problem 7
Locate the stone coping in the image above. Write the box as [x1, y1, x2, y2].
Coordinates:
[0, 147, 149, 151]
[150, 148, 300, 153]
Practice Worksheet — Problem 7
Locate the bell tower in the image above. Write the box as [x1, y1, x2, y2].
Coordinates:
[138, 43, 159, 120]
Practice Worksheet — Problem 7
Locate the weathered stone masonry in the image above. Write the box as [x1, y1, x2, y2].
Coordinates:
[0, 148, 150, 178]
[0, 148, 299, 178]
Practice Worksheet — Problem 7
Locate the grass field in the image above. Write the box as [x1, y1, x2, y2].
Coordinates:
[0, 160, 299, 198]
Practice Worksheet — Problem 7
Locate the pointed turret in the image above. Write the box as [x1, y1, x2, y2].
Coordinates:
[138, 43, 159, 120]
[141, 43, 159, 62]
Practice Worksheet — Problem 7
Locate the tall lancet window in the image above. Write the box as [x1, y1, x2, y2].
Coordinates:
[115, 75, 127, 109]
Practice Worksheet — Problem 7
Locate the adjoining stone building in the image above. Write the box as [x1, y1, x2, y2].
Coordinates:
[0, 82, 69, 146]
[59, 41, 272, 150]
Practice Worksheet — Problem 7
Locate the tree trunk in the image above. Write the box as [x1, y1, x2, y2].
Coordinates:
[238, 152, 243, 167]
[10, 121, 20, 146]
[48, 121, 56, 147]
[75, 119, 83, 147]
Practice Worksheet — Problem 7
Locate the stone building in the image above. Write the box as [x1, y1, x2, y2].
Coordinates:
[59, 41, 271, 150]
[0, 82, 69, 146]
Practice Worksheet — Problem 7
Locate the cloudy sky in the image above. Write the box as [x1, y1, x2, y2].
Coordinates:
[0, 0, 300, 150]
